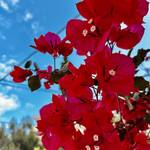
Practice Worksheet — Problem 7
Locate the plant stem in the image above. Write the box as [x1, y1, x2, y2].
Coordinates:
[54, 57, 56, 70]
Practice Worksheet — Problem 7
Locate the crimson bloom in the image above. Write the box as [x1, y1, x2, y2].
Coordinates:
[37, 95, 76, 150]
[112, 0, 149, 25]
[76, 0, 113, 21]
[76, 0, 148, 50]
[66, 19, 110, 55]
[10, 0, 150, 149]
[110, 24, 145, 49]
[77, 0, 149, 25]
[31, 32, 73, 57]
[98, 53, 135, 95]
[59, 63, 93, 101]
[37, 66, 53, 89]
[134, 132, 150, 150]
[122, 96, 150, 122]
[10, 66, 32, 83]
[37, 95, 98, 150]
[86, 47, 135, 95]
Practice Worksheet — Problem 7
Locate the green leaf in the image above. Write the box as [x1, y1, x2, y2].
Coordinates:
[135, 76, 149, 90]
[24, 60, 32, 68]
[51, 70, 64, 83]
[145, 114, 150, 123]
[133, 49, 150, 68]
[28, 75, 41, 91]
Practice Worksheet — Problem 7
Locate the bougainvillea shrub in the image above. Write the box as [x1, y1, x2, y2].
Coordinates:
[10, 0, 150, 149]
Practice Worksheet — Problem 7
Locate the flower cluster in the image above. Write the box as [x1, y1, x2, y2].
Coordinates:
[10, 0, 150, 150]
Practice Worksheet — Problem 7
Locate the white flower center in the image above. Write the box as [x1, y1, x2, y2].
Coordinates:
[93, 134, 99, 141]
[88, 18, 93, 24]
[74, 121, 86, 135]
[120, 22, 127, 30]
[90, 25, 96, 32]
[112, 111, 121, 123]
[109, 69, 116, 76]
[85, 145, 91, 150]
[82, 29, 88, 37]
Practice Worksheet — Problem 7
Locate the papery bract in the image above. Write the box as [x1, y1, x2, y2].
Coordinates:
[86, 49, 135, 95]
[66, 19, 110, 55]
[10, 66, 32, 83]
[59, 63, 93, 101]
[37, 66, 53, 89]
[110, 24, 145, 49]
[31, 32, 73, 57]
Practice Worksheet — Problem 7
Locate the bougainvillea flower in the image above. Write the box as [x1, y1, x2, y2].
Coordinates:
[102, 92, 124, 112]
[97, 53, 135, 95]
[66, 19, 110, 55]
[31, 34, 50, 54]
[110, 24, 145, 49]
[113, 0, 149, 24]
[37, 66, 53, 89]
[37, 95, 76, 149]
[134, 132, 150, 150]
[73, 104, 114, 150]
[10, 66, 32, 83]
[77, 0, 149, 25]
[37, 95, 100, 150]
[122, 97, 150, 121]
[10, 0, 150, 149]
[59, 63, 93, 101]
[86, 49, 135, 95]
[76, 0, 148, 49]
[31, 32, 73, 57]
[76, 0, 113, 20]
[41, 134, 76, 150]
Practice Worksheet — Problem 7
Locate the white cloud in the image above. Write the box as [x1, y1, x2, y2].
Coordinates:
[0, 58, 17, 80]
[0, 0, 10, 12]
[0, 93, 19, 115]
[5, 85, 13, 91]
[0, 15, 12, 29]
[25, 102, 34, 109]
[6, 59, 17, 65]
[31, 21, 42, 35]
[23, 11, 33, 22]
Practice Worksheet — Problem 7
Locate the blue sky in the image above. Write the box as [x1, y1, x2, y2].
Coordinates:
[0, 0, 149, 122]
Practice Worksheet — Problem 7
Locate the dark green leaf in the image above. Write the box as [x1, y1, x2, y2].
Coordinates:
[24, 61, 32, 68]
[51, 69, 70, 83]
[28, 75, 41, 91]
[145, 114, 150, 123]
[133, 49, 150, 68]
[135, 76, 149, 90]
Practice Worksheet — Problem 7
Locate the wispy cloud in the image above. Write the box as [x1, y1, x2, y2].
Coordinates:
[31, 21, 43, 35]
[23, 11, 33, 22]
[0, 57, 17, 80]
[25, 102, 34, 109]
[0, 93, 19, 115]
[10, 0, 19, 6]
[0, 15, 12, 29]
[0, 0, 10, 12]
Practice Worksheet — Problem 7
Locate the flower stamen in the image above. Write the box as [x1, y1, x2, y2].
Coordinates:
[93, 134, 99, 141]
[109, 69, 116, 76]
[82, 29, 88, 37]
[90, 25, 96, 32]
